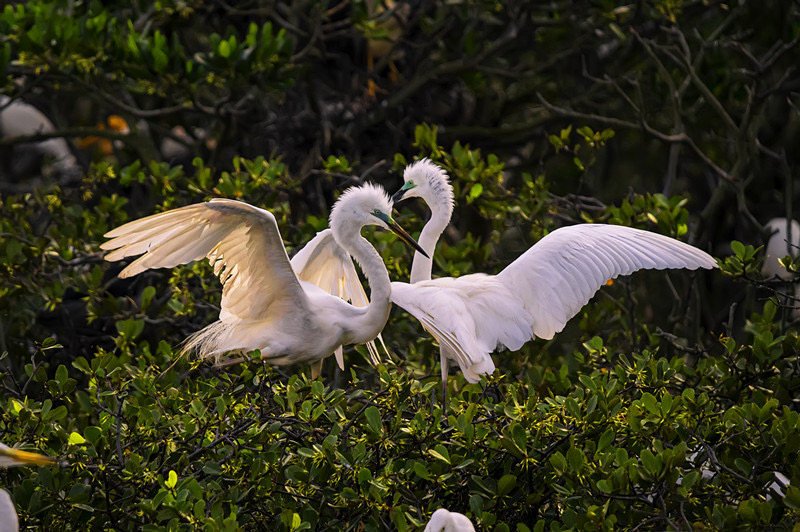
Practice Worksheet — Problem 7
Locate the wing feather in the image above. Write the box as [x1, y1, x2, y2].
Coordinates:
[393, 225, 716, 382]
[102, 198, 307, 321]
[498, 224, 717, 339]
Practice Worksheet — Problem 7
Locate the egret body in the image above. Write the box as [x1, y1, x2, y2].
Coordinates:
[102, 184, 426, 370]
[390, 160, 718, 387]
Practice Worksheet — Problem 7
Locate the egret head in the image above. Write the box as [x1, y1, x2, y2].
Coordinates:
[391, 159, 454, 211]
[330, 183, 429, 257]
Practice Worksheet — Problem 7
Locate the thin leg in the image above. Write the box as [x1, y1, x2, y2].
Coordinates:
[440, 349, 448, 416]
[310, 359, 323, 379]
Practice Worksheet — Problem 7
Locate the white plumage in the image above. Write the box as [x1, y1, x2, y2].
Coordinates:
[102, 184, 424, 369]
[390, 159, 718, 384]
[761, 217, 800, 318]
[0, 95, 79, 177]
[289, 228, 387, 368]
[0, 442, 56, 532]
[423, 509, 476, 532]
[762, 218, 799, 281]
[0, 489, 18, 532]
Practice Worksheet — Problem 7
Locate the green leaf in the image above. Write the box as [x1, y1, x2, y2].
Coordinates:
[152, 48, 168, 72]
[116, 318, 145, 340]
[641, 449, 660, 476]
[734, 458, 751, 475]
[83, 426, 102, 445]
[467, 183, 483, 203]
[640, 392, 659, 415]
[469, 494, 483, 515]
[364, 406, 382, 433]
[429, 445, 450, 464]
[413, 461, 430, 480]
[497, 474, 516, 496]
[166, 470, 178, 489]
[55, 364, 67, 385]
[218, 39, 231, 58]
[785, 486, 800, 510]
[597, 429, 614, 453]
[141, 286, 156, 311]
[550, 451, 567, 473]
[596, 479, 613, 493]
[567, 447, 585, 472]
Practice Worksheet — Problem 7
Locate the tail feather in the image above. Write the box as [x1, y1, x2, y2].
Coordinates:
[181, 320, 237, 362]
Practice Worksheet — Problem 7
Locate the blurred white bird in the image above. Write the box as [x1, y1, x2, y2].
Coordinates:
[0, 95, 79, 179]
[389, 159, 717, 392]
[423, 508, 476, 532]
[762, 217, 800, 318]
[0, 442, 56, 532]
[762, 218, 799, 281]
[102, 184, 427, 373]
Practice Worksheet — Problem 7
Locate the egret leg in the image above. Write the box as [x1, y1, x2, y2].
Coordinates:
[440, 349, 448, 416]
[310, 359, 323, 380]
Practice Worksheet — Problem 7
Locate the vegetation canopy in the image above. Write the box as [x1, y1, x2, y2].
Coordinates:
[1, 1, 799, 530]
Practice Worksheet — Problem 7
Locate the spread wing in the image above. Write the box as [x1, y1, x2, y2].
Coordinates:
[497, 224, 717, 339]
[393, 225, 716, 383]
[291, 229, 386, 367]
[102, 198, 308, 321]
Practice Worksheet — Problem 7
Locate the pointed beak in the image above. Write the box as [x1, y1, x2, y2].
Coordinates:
[390, 181, 416, 205]
[390, 188, 408, 204]
[0, 447, 56, 467]
[386, 218, 429, 258]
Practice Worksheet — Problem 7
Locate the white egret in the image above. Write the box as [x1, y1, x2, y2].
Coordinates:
[0, 443, 56, 532]
[389, 159, 718, 391]
[762, 218, 799, 281]
[101, 183, 427, 372]
[0, 95, 79, 178]
[423, 508, 476, 532]
[762, 217, 800, 318]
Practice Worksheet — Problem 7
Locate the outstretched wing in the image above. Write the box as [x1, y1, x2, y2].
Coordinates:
[393, 225, 716, 382]
[102, 198, 308, 321]
[291, 229, 386, 366]
[497, 224, 717, 339]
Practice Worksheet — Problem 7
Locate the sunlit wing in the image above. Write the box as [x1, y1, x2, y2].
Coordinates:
[102, 198, 308, 321]
[291, 228, 386, 366]
[497, 224, 717, 339]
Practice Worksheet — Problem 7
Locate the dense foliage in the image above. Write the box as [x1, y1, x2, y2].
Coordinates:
[1, 1, 800, 530]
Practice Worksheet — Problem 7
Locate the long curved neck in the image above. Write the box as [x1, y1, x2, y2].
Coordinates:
[410, 192, 452, 284]
[339, 228, 392, 343]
